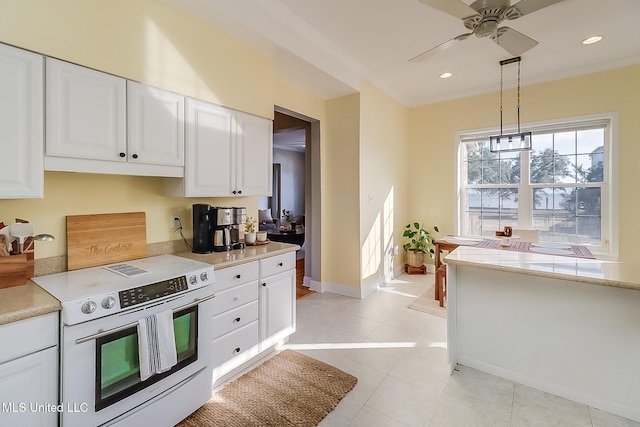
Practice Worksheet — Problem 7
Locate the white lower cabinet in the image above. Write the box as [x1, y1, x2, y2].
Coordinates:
[207, 252, 296, 381]
[259, 253, 296, 348]
[0, 313, 58, 427]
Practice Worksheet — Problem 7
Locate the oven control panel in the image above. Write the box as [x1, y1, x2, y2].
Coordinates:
[58, 266, 214, 325]
[119, 276, 189, 308]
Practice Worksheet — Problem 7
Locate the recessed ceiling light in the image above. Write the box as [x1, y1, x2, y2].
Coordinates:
[440, 72, 453, 79]
[582, 35, 603, 45]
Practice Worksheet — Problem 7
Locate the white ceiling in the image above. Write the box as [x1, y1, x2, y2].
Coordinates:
[166, 0, 640, 107]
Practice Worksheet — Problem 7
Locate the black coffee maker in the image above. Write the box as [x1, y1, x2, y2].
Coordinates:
[192, 204, 214, 254]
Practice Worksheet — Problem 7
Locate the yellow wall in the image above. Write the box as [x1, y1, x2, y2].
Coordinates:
[0, 0, 274, 118]
[409, 65, 640, 262]
[359, 80, 410, 281]
[324, 94, 361, 287]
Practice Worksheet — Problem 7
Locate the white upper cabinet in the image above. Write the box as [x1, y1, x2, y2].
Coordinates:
[0, 44, 44, 199]
[235, 111, 273, 197]
[45, 58, 183, 177]
[46, 57, 126, 161]
[167, 98, 272, 197]
[127, 81, 184, 167]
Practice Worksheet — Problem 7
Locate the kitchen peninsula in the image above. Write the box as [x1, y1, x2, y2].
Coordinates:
[444, 246, 640, 423]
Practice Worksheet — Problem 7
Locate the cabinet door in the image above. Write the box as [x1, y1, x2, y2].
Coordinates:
[0, 347, 58, 427]
[235, 112, 273, 196]
[128, 81, 184, 166]
[46, 57, 126, 161]
[0, 44, 43, 199]
[259, 269, 296, 346]
[184, 98, 234, 196]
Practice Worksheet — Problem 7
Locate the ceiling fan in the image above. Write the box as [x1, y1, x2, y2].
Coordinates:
[410, 0, 564, 62]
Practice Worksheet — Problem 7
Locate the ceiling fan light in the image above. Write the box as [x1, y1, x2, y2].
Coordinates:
[439, 72, 453, 79]
[582, 35, 603, 45]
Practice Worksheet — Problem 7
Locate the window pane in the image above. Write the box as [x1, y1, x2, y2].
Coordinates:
[463, 188, 518, 237]
[556, 155, 576, 183]
[500, 157, 520, 184]
[577, 216, 601, 244]
[554, 131, 575, 155]
[483, 160, 500, 184]
[577, 129, 604, 155]
[532, 133, 553, 154]
[577, 187, 601, 216]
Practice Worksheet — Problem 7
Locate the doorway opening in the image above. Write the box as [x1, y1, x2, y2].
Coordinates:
[259, 107, 321, 297]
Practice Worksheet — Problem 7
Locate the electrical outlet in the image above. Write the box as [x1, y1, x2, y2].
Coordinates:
[172, 216, 181, 230]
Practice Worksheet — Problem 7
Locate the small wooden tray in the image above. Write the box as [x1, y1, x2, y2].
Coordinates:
[245, 239, 270, 246]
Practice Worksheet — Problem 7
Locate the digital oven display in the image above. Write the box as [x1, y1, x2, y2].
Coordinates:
[118, 276, 189, 308]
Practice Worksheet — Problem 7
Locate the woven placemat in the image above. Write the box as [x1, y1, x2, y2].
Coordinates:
[177, 349, 357, 427]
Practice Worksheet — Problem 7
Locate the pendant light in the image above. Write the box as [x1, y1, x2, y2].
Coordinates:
[490, 56, 532, 152]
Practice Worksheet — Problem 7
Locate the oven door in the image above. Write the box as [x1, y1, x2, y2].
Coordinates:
[60, 287, 215, 427]
[95, 305, 198, 411]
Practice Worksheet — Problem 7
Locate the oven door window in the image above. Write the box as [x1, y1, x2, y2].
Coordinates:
[95, 306, 198, 411]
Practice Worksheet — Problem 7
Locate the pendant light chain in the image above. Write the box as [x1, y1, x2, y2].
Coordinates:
[499, 62, 504, 135]
[517, 60, 521, 134]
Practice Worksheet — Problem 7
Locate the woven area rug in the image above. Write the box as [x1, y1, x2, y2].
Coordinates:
[177, 350, 357, 427]
[408, 285, 447, 318]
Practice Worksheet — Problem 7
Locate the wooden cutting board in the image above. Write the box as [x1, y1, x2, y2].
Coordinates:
[66, 212, 148, 271]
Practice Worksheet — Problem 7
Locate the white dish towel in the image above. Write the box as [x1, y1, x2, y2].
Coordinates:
[138, 309, 177, 381]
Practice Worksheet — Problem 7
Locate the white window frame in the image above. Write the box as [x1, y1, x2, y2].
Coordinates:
[454, 112, 618, 259]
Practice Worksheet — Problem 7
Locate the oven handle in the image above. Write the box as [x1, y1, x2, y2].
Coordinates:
[74, 293, 216, 345]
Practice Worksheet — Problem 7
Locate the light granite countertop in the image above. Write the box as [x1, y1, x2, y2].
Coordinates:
[0, 281, 61, 326]
[0, 241, 299, 327]
[175, 241, 300, 269]
[445, 246, 640, 291]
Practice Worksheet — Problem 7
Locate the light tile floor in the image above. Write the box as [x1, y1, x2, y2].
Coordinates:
[283, 273, 640, 427]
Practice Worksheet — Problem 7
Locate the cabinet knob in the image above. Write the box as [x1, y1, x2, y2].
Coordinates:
[235, 274, 241, 279]
[278, 262, 283, 267]
[262, 283, 266, 287]
[232, 190, 237, 195]
[119, 152, 126, 158]
[237, 190, 242, 194]
[235, 317, 241, 322]
[132, 153, 138, 159]
[235, 347, 241, 353]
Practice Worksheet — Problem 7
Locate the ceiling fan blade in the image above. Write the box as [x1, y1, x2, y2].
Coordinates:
[510, 0, 563, 17]
[491, 27, 538, 56]
[409, 33, 472, 63]
[418, 0, 479, 19]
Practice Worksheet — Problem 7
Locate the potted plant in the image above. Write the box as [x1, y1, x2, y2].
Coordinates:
[282, 209, 295, 231]
[403, 222, 439, 267]
[244, 216, 256, 244]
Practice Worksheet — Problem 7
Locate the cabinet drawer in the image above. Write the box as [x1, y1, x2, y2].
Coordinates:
[0, 313, 57, 364]
[211, 321, 259, 368]
[209, 301, 258, 340]
[259, 252, 296, 278]
[213, 262, 259, 292]
[210, 281, 258, 316]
